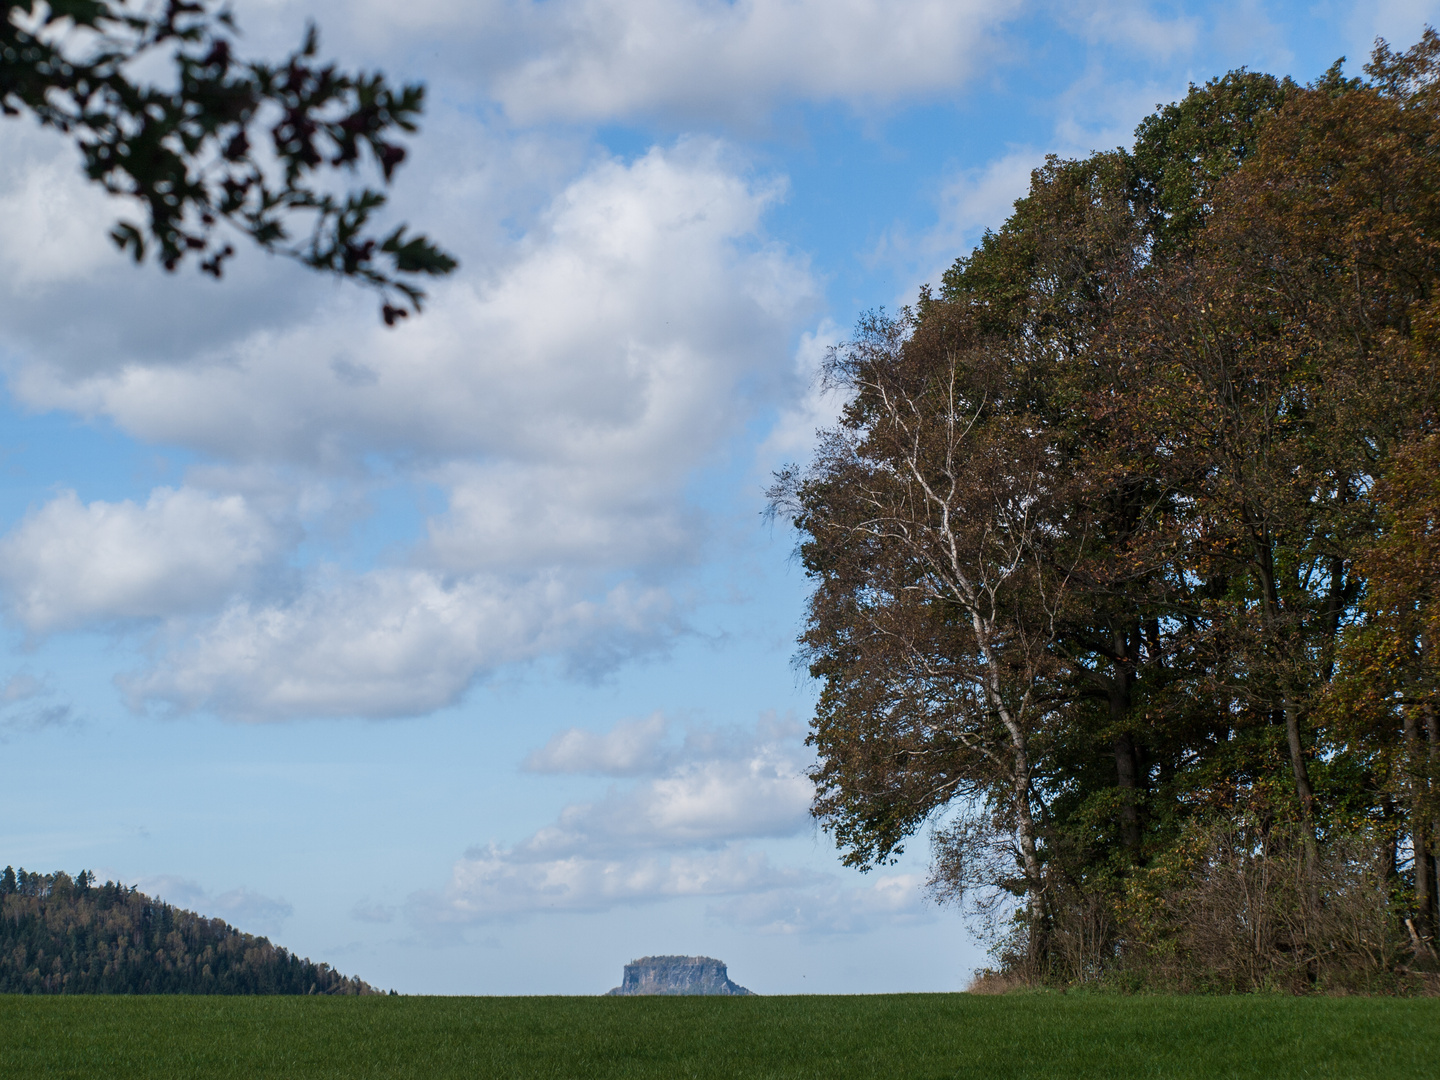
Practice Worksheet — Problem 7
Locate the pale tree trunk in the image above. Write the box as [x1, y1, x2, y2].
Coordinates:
[891, 368, 1055, 964]
[955, 545, 1045, 949]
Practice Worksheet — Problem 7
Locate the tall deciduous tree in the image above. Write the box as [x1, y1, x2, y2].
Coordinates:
[779, 35, 1440, 986]
[772, 307, 1074, 951]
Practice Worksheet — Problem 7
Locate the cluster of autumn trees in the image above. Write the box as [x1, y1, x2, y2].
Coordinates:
[0, 867, 378, 994]
[775, 36, 1440, 991]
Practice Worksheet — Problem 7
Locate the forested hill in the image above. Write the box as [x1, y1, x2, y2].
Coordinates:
[0, 867, 380, 994]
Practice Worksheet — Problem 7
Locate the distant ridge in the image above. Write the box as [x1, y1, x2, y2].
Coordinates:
[606, 955, 753, 996]
[0, 866, 379, 995]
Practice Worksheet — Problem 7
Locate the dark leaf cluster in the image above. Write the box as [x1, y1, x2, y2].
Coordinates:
[1, 0, 457, 321]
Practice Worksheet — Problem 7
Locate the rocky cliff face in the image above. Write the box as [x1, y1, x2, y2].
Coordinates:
[605, 955, 752, 996]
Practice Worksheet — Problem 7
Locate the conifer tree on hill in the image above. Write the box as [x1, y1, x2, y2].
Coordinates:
[0, 865, 380, 994]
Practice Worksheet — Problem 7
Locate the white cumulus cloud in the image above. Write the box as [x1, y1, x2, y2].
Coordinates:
[411, 707, 933, 932]
[523, 710, 673, 775]
[11, 139, 814, 473]
[530, 751, 813, 851]
[488, 0, 1015, 124]
[0, 138, 818, 720]
[0, 488, 284, 634]
[120, 571, 679, 722]
[412, 845, 812, 923]
[320, 0, 1018, 125]
[0, 124, 119, 289]
[413, 712, 816, 922]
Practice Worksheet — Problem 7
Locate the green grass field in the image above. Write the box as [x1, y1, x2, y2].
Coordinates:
[1, 993, 1434, 1079]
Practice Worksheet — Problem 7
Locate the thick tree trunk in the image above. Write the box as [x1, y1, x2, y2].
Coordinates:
[1427, 702, 1439, 936]
[1112, 729, 1142, 858]
[1254, 528, 1319, 865]
[1283, 697, 1319, 870]
[1380, 794, 1400, 882]
[1407, 708, 1436, 947]
[1108, 623, 1142, 858]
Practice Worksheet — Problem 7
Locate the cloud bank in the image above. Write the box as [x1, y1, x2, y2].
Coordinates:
[0, 137, 817, 720]
[320, 0, 1017, 125]
[0, 488, 285, 634]
[410, 713, 932, 932]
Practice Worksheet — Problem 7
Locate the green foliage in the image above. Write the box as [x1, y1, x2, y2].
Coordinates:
[1, 0, 456, 321]
[1129, 69, 1295, 255]
[0, 995, 1435, 1079]
[0, 866, 376, 994]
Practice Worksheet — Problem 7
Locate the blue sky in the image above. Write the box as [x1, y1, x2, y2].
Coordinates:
[0, 0, 1433, 994]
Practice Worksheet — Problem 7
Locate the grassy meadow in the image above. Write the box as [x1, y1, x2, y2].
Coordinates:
[0, 992, 1435, 1079]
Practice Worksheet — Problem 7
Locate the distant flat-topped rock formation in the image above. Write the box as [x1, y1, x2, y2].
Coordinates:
[605, 955, 753, 996]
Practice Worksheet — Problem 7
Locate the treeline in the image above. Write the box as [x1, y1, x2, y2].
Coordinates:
[776, 34, 1440, 992]
[0, 866, 379, 994]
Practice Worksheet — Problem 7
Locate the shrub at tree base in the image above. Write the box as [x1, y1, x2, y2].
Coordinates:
[1016, 820, 1430, 993]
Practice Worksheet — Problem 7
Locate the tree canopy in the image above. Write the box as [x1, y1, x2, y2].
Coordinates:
[775, 35, 1440, 991]
[1, 0, 456, 322]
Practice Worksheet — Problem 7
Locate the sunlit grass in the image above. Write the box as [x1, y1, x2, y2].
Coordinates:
[1, 992, 1433, 1078]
